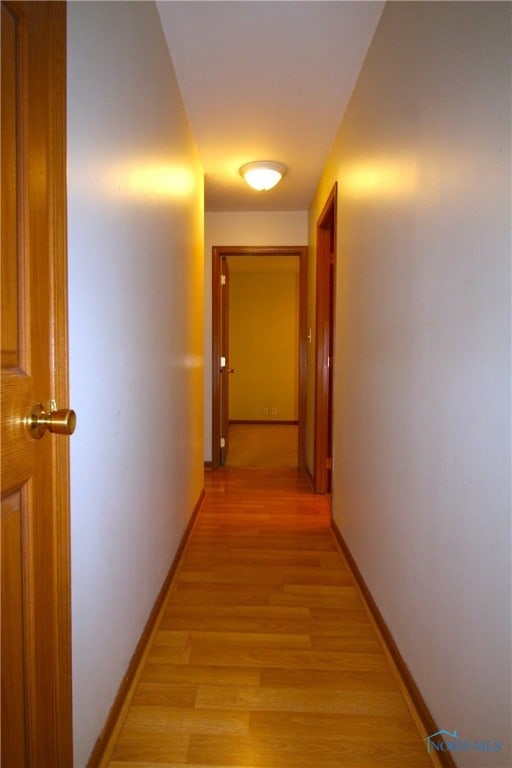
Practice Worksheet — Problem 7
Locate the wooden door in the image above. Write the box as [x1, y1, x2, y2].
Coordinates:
[314, 184, 337, 494]
[1, 3, 73, 766]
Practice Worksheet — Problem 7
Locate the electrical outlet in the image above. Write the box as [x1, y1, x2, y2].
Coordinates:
[271, 408, 278, 416]
[263, 407, 269, 416]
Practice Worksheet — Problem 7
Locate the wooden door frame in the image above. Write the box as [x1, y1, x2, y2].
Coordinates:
[314, 183, 337, 494]
[220, 257, 230, 465]
[48, 4, 73, 758]
[212, 245, 307, 470]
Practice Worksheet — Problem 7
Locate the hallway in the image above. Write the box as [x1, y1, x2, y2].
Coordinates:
[105, 469, 433, 767]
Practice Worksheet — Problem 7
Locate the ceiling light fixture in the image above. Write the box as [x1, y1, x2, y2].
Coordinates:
[239, 161, 287, 191]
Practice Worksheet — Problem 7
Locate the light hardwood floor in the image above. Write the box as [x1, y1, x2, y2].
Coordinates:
[105, 469, 435, 767]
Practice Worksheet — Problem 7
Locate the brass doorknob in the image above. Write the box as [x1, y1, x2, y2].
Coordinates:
[28, 403, 77, 440]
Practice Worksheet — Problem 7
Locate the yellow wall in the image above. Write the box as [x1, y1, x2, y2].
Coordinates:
[309, 2, 511, 761]
[228, 266, 299, 421]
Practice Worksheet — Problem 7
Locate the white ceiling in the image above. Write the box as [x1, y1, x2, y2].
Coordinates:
[157, 1, 384, 212]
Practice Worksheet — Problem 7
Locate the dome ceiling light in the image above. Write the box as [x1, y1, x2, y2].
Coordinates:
[239, 161, 287, 191]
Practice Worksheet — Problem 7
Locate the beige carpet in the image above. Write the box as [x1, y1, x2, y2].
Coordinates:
[225, 423, 298, 468]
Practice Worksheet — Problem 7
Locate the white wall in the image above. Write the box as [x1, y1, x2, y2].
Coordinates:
[309, 3, 511, 765]
[204, 211, 307, 460]
[67, 3, 204, 765]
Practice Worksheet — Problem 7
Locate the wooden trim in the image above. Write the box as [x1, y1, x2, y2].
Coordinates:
[314, 184, 337, 494]
[204, 461, 213, 470]
[297, 244, 308, 473]
[211, 247, 222, 469]
[229, 419, 298, 425]
[331, 521, 455, 768]
[212, 245, 307, 471]
[87, 489, 206, 768]
[48, 4, 73, 763]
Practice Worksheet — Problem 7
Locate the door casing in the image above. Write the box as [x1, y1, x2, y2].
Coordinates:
[220, 256, 230, 465]
[212, 245, 307, 470]
[314, 184, 337, 494]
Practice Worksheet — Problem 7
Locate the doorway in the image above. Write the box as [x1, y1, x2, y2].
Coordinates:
[212, 246, 307, 470]
[314, 184, 337, 494]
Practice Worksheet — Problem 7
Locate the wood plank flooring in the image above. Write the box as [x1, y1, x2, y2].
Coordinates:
[105, 468, 434, 768]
